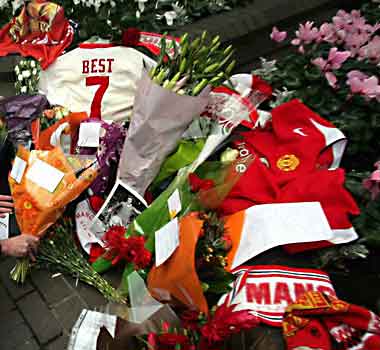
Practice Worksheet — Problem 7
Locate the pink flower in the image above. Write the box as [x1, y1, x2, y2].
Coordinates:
[291, 21, 319, 46]
[327, 47, 351, 69]
[270, 26, 287, 42]
[312, 48, 350, 71]
[363, 162, 380, 200]
[344, 32, 370, 56]
[325, 72, 338, 88]
[311, 57, 327, 70]
[332, 10, 352, 30]
[312, 48, 350, 89]
[347, 72, 380, 100]
[358, 36, 380, 63]
[317, 23, 337, 43]
[347, 70, 368, 81]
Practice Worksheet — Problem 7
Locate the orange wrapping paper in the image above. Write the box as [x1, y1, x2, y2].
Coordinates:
[32, 112, 88, 152]
[9, 146, 98, 237]
[147, 213, 209, 315]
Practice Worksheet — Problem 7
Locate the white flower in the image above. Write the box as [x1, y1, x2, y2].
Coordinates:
[11, 0, 23, 14]
[136, 10, 140, 19]
[163, 11, 177, 26]
[32, 68, 38, 75]
[14, 66, 20, 74]
[136, 0, 148, 13]
[20, 86, 27, 94]
[18, 74, 23, 81]
[30, 60, 36, 68]
[0, 0, 9, 11]
[22, 70, 31, 78]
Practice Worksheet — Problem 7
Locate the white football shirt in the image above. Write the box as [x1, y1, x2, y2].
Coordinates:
[38, 44, 156, 122]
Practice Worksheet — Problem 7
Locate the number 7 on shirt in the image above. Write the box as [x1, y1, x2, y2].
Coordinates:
[86, 76, 110, 119]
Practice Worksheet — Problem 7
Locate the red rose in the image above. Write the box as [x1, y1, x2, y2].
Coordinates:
[122, 27, 141, 47]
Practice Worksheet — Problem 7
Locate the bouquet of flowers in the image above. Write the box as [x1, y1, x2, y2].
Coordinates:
[96, 300, 258, 350]
[0, 94, 49, 147]
[118, 31, 236, 195]
[9, 146, 98, 282]
[37, 218, 125, 303]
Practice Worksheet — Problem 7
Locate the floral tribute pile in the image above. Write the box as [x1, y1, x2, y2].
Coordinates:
[0, 1, 379, 350]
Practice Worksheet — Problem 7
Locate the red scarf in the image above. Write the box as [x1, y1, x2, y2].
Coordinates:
[283, 291, 380, 350]
[0, 0, 73, 69]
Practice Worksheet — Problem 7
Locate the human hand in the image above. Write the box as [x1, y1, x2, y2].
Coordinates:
[0, 235, 39, 260]
[0, 195, 13, 218]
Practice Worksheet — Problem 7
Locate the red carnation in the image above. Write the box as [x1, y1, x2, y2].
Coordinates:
[88, 243, 106, 263]
[200, 303, 258, 344]
[252, 75, 273, 97]
[188, 173, 215, 193]
[122, 27, 141, 47]
[157, 333, 190, 349]
[103, 225, 127, 265]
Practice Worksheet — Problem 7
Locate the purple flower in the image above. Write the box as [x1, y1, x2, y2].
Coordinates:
[270, 26, 287, 42]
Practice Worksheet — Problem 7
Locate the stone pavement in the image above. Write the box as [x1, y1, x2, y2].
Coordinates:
[0, 256, 120, 350]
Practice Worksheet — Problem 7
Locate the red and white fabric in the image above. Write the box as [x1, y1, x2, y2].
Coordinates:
[38, 44, 156, 122]
[219, 265, 336, 327]
[0, 1, 73, 69]
[219, 99, 359, 253]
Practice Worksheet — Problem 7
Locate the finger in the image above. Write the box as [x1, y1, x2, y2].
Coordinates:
[0, 208, 12, 213]
[0, 214, 5, 218]
[28, 249, 36, 262]
[0, 195, 13, 201]
[0, 201, 14, 208]
[29, 240, 39, 255]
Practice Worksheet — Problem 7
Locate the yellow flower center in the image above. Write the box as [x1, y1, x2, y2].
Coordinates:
[24, 201, 33, 210]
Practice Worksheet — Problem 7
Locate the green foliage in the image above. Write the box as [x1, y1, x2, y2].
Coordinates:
[0, 1, 251, 43]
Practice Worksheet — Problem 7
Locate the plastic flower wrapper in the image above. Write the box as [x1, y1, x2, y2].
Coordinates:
[118, 31, 237, 195]
[8, 146, 99, 282]
[0, 94, 49, 147]
[32, 111, 89, 153]
[149, 119, 212, 193]
[78, 119, 127, 196]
